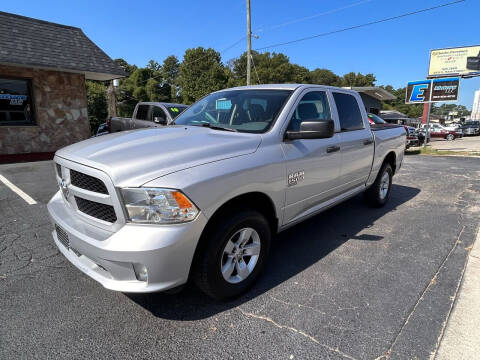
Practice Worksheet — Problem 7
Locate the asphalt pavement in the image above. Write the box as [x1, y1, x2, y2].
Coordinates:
[1, 155, 479, 360]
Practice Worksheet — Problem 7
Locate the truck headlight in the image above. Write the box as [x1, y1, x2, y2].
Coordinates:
[121, 188, 199, 224]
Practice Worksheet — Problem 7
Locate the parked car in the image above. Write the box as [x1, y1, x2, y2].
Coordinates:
[461, 121, 480, 136]
[421, 124, 461, 140]
[110, 102, 188, 132]
[48, 84, 406, 300]
[368, 114, 419, 148]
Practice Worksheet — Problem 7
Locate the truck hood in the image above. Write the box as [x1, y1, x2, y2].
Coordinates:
[56, 126, 261, 187]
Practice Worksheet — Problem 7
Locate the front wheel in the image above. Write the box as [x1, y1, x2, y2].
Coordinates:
[193, 209, 271, 300]
[446, 134, 455, 141]
[365, 163, 393, 207]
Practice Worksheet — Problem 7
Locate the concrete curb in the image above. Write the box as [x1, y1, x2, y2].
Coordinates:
[435, 227, 480, 359]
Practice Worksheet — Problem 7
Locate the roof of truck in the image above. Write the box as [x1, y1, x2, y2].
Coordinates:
[219, 84, 358, 92]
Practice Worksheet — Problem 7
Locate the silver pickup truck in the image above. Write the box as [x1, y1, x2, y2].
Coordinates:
[109, 102, 188, 132]
[48, 84, 406, 299]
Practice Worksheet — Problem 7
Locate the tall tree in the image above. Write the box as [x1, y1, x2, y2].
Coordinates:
[162, 55, 181, 101]
[309, 68, 341, 86]
[341, 72, 376, 87]
[85, 80, 108, 134]
[179, 47, 228, 103]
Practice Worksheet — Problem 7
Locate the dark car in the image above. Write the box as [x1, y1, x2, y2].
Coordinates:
[461, 121, 480, 136]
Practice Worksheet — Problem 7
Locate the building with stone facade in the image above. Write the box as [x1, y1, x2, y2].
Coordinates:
[0, 11, 126, 163]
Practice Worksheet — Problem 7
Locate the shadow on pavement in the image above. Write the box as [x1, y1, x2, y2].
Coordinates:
[126, 184, 420, 320]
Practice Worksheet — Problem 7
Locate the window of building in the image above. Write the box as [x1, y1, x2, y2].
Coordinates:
[0, 78, 35, 126]
[333, 92, 364, 131]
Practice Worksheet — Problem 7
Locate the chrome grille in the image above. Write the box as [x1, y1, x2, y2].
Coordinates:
[70, 169, 108, 194]
[55, 224, 69, 249]
[75, 196, 117, 223]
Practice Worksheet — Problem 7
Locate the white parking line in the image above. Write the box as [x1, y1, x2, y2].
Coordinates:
[0, 174, 37, 205]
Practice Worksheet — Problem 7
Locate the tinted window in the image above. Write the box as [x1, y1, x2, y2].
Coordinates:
[167, 106, 187, 119]
[333, 93, 364, 131]
[151, 106, 167, 121]
[288, 91, 331, 131]
[174, 90, 292, 133]
[0, 78, 35, 126]
[136, 105, 149, 120]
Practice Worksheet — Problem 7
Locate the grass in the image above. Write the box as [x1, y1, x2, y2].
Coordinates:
[406, 146, 480, 157]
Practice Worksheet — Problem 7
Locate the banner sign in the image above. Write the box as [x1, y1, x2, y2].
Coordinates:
[406, 78, 460, 104]
[406, 80, 431, 104]
[428, 45, 480, 78]
[430, 77, 460, 102]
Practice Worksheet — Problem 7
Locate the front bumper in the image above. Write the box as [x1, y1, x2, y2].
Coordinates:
[47, 191, 208, 293]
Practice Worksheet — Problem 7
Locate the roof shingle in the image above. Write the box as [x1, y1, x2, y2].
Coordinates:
[0, 11, 127, 80]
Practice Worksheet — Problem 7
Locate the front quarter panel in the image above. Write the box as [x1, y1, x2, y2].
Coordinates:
[143, 141, 287, 229]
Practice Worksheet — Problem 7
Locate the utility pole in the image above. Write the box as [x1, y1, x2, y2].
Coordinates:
[246, 0, 252, 85]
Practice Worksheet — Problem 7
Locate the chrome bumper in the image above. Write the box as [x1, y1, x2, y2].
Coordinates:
[47, 191, 207, 292]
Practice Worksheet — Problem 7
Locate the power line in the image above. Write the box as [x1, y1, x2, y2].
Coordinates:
[255, 0, 466, 51]
[256, 0, 374, 33]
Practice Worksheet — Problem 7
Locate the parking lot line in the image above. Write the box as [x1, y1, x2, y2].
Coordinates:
[0, 173, 37, 205]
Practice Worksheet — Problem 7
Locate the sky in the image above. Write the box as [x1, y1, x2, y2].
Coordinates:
[2, 0, 480, 109]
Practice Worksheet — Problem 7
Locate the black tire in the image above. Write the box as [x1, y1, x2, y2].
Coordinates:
[193, 209, 271, 300]
[445, 133, 455, 141]
[365, 163, 393, 207]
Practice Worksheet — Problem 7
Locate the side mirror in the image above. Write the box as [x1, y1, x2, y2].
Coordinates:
[285, 119, 334, 140]
[153, 117, 167, 125]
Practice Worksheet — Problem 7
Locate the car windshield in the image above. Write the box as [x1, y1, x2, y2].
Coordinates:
[368, 113, 386, 124]
[167, 106, 188, 119]
[173, 89, 292, 133]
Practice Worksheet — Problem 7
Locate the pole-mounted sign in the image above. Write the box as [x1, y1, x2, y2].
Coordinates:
[406, 77, 459, 104]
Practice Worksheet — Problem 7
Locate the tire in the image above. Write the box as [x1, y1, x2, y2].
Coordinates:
[193, 209, 271, 300]
[365, 163, 393, 207]
[446, 134, 455, 141]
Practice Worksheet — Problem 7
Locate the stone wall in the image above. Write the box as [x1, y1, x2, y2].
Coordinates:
[0, 65, 90, 155]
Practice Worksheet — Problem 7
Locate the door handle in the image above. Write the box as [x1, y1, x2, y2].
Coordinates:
[363, 139, 374, 145]
[326, 145, 340, 153]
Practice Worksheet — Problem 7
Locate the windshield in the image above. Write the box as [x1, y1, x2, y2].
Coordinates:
[167, 106, 188, 119]
[174, 89, 292, 133]
[368, 113, 386, 124]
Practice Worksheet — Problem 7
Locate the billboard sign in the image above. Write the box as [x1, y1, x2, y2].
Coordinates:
[428, 45, 480, 78]
[406, 80, 431, 104]
[430, 78, 460, 102]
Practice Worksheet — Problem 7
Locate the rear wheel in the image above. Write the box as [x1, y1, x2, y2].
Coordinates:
[193, 209, 271, 300]
[365, 163, 393, 207]
[446, 133, 455, 141]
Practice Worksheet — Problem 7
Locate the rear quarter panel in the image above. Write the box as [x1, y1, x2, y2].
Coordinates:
[367, 127, 406, 187]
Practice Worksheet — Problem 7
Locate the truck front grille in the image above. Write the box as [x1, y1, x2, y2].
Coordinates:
[75, 196, 117, 223]
[70, 169, 108, 194]
[55, 224, 70, 249]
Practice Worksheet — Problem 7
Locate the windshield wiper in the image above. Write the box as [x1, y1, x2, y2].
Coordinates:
[198, 123, 238, 132]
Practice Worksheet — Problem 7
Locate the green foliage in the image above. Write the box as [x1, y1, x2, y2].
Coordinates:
[85, 80, 108, 134]
[179, 47, 228, 104]
[431, 103, 471, 118]
[340, 72, 376, 87]
[309, 68, 341, 86]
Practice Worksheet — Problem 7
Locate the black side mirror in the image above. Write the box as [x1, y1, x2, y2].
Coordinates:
[153, 117, 167, 125]
[285, 119, 334, 140]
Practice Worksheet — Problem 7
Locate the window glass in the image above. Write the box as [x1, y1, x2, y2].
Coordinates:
[0, 78, 35, 126]
[333, 92, 364, 131]
[174, 90, 292, 133]
[167, 106, 187, 119]
[136, 105, 149, 120]
[288, 91, 331, 131]
[151, 106, 167, 121]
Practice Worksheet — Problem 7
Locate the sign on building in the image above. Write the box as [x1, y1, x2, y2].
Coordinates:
[428, 45, 480, 78]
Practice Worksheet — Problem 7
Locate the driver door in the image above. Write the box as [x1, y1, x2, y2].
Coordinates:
[281, 90, 342, 224]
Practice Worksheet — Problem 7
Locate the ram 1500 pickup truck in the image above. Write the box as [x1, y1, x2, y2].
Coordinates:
[48, 84, 406, 299]
[109, 102, 188, 132]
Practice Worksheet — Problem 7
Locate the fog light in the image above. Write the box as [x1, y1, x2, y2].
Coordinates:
[133, 263, 148, 282]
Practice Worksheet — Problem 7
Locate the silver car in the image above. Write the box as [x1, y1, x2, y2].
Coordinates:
[48, 84, 405, 299]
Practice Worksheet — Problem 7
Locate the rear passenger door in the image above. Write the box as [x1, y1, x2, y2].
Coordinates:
[332, 91, 374, 192]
